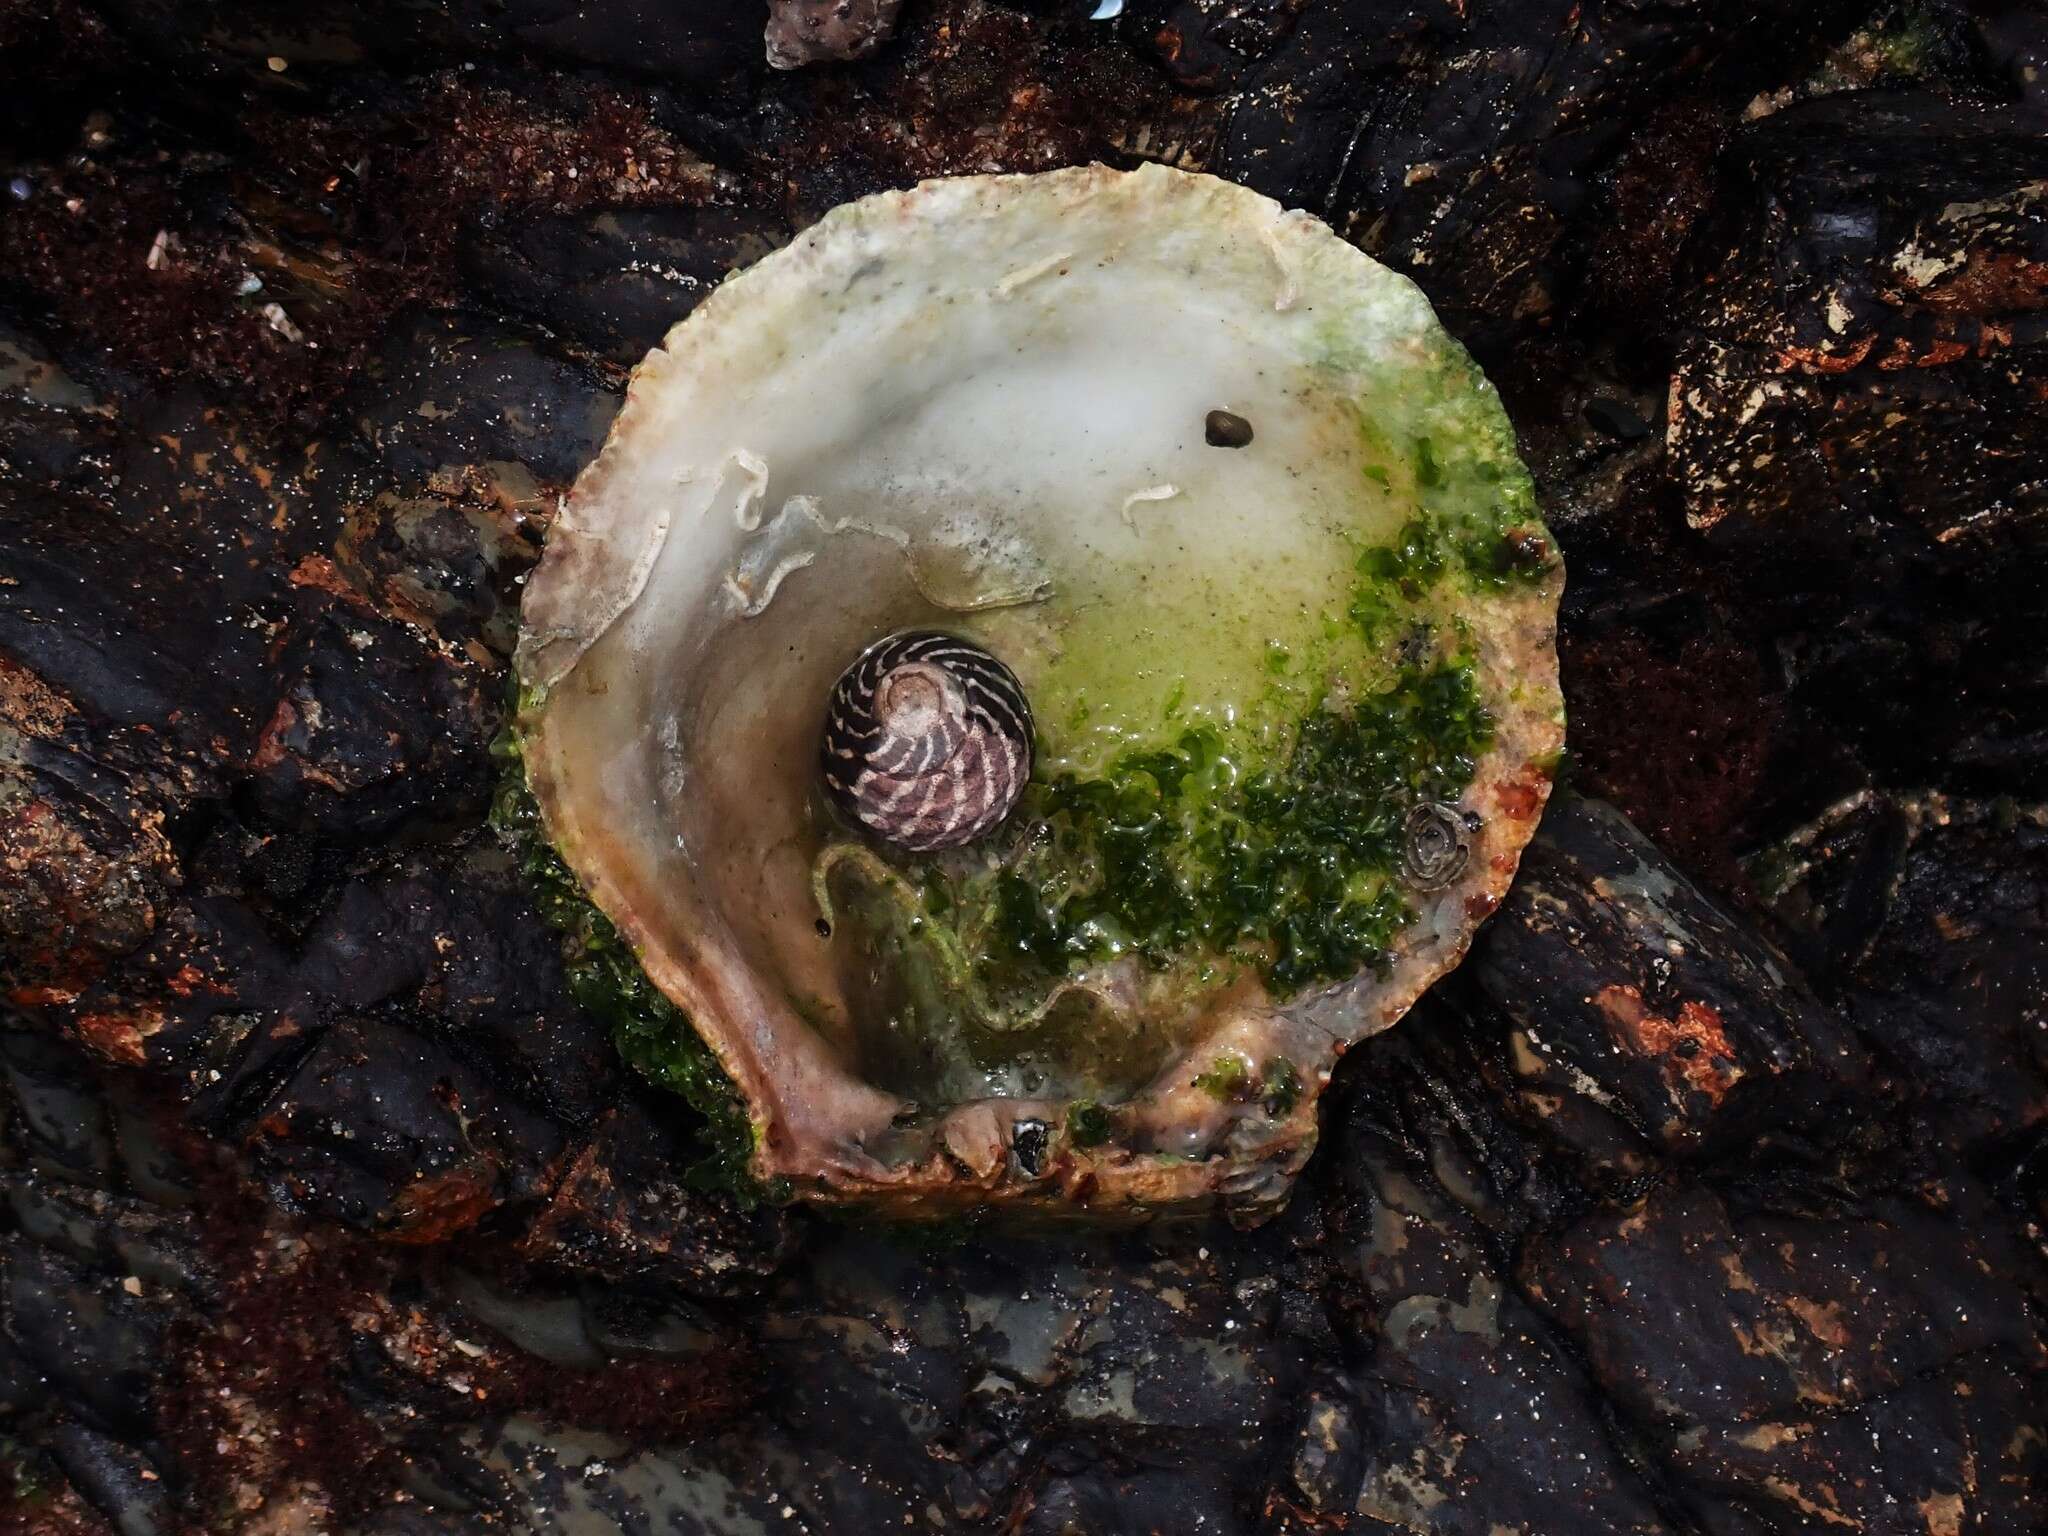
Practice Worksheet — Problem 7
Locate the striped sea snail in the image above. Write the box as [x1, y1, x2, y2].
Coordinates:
[821, 631, 1033, 852]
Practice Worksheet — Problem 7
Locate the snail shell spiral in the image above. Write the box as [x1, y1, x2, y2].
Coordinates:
[821, 631, 1034, 853]
[1401, 801, 1473, 890]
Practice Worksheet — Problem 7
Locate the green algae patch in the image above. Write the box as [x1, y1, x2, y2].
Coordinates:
[489, 726, 768, 1205]
[1065, 1099, 1113, 1148]
[985, 653, 1494, 998]
[1190, 1054, 1303, 1115]
[1192, 1055, 1251, 1100]
[1261, 1056, 1304, 1115]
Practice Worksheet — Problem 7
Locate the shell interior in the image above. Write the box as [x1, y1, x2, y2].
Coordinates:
[515, 164, 1564, 1216]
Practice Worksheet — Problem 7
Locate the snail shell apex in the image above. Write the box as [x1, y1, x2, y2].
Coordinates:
[822, 631, 1034, 852]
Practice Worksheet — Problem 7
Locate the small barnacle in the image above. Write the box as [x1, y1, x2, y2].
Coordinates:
[1402, 801, 1473, 890]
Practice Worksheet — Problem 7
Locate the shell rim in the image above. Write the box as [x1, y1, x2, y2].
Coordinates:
[513, 162, 1565, 1219]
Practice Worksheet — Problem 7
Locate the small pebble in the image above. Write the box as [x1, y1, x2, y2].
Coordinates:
[1205, 409, 1254, 448]
[266, 55, 288, 73]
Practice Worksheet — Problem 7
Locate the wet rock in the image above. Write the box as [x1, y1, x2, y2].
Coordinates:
[1669, 92, 2048, 571]
[438, 1268, 604, 1369]
[0, 392, 313, 997]
[1312, 1093, 1676, 1534]
[344, 311, 621, 487]
[0, 1242, 163, 1440]
[1742, 1, 2011, 121]
[1523, 1180, 2046, 1429]
[342, 1509, 479, 1536]
[477, 0, 763, 85]
[1750, 792, 2048, 1146]
[1669, 1349, 2047, 1536]
[328, 465, 547, 661]
[1208, 0, 1415, 214]
[1772, 594, 2048, 797]
[1522, 1176, 2048, 1533]
[1125, 0, 1308, 92]
[0, 1029, 118, 1185]
[245, 601, 497, 838]
[14, 823, 701, 1265]
[4, 1180, 213, 1304]
[1015, 1461, 1251, 1535]
[0, 319, 103, 482]
[519, 1100, 795, 1294]
[1979, 4, 2048, 110]
[1275, 1378, 1363, 1518]
[45, 1418, 173, 1536]
[1216, 1, 1856, 355]
[243, 1014, 564, 1238]
[758, 1234, 974, 1458]
[293, 872, 614, 1124]
[1582, 395, 1652, 442]
[430, 1416, 924, 1532]
[1054, 1247, 1301, 1443]
[577, 1285, 721, 1361]
[461, 204, 789, 364]
[751, 1, 1189, 214]
[0, 718, 178, 1009]
[1553, 610, 1832, 897]
[766, 0, 906, 70]
[1469, 793, 1872, 1161]
[54, 845, 619, 1179]
[1581, 96, 1732, 335]
[43, 3, 761, 100]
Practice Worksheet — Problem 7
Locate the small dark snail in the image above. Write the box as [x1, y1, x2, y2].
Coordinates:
[821, 630, 1034, 853]
[1401, 801, 1472, 890]
[1204, 409, 1254, 448]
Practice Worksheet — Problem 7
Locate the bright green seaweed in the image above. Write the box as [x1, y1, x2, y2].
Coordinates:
[982, 651, 1494, 998]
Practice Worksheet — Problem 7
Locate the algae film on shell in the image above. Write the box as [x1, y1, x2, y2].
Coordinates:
[512, 164, 1564, 1219]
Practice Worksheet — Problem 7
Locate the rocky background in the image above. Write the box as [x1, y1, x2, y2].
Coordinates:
[2, 2, 2045, 1532]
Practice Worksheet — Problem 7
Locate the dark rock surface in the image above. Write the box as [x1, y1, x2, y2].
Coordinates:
[4, 3, 2046, 1533]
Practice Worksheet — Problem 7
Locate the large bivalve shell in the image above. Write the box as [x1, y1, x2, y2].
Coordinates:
[515, 164, 1564, 1219]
